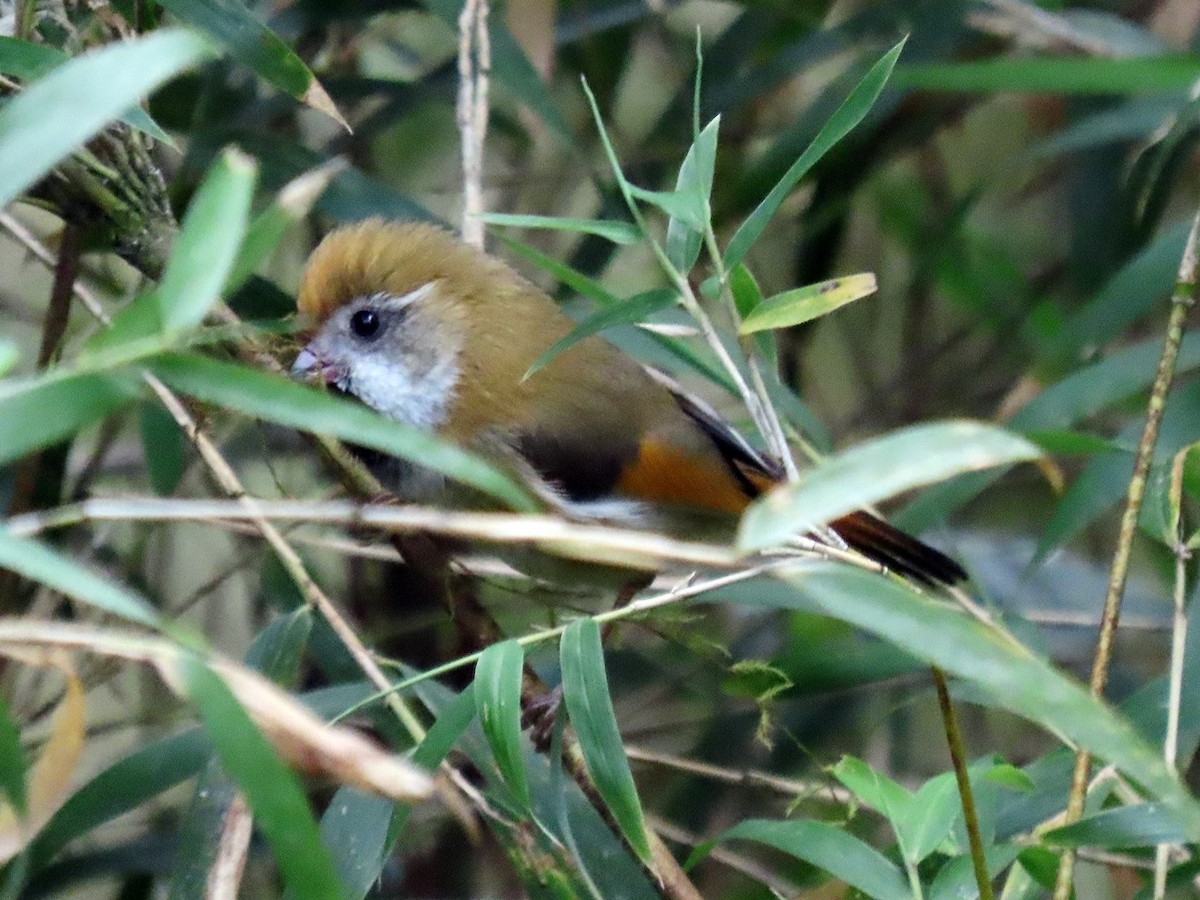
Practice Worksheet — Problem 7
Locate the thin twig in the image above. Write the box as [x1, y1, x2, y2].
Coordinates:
[933, 668, 993, 900]
[7, 496, 743, 570]
[456, 0, 490, 247]
[206, 793, 252, 900]
[646, 814, 801, 897]
[1055, 211, 1200, 899]
[626, 745, 851, 803]
[1156, 452, 1193, 898]
[344, 564, 794, 720]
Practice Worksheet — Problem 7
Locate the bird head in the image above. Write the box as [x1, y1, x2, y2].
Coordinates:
[291, 220, 503, 430]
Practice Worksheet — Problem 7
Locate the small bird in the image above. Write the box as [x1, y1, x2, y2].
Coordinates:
[291, 219, 965, 586]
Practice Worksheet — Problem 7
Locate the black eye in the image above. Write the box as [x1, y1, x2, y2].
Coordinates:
[350, 308, 381, 340]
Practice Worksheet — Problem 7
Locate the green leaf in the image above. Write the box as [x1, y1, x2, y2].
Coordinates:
[1017, 333, 1200, 431]
[0, 697, 27, 819]
[475, 641, 530, 809]
[169, 756, 242, 900]
[245, 609, 312, 686]
[329, 642, 472, 900]
[478, 213, 639, 245]
[706, 818, 910, 900]
[666, 115, 720, 272]
[898, 332, 1200, 531]
[895, 56, 1200, 95]
[0, 339, 15, 376]
[0, 29, 213, 210]
[985, 764, 1035, 793]
[831, 755, 914, 834]
[524, 289, 678, 379]
[387, 686, 476, 841]
[903, 772, 961, 864]
[766, 563, 1200, 840]
[227, 161, 343, 294]
[1049, 219, 1192, 359]
[0, 36, 171, 142]
[496, 233, 735, 392]
[1024, 429, 1124, 457]
[739, 273, 877, 333]
[929, 845, 1021, 900]
[739, 421, 1041, 550]
[560, 619, 652, 867]
[725, 39, 905, 270]
[156, 0, 348, 129]
[84, 149, 257, 359]
[0, 371, 135, 464]
[171, 616, 311, 900]
[627, 184, 707, 231]
[157, 148, 257, 333]
[31, 729, 210, 868]
[139, 402, 186, 496]
[147, 353, 535, 511]
[1043, 802, 1187, 848]
[0, 531, 160, 629]
[319, 787, 393, 900]
[182, 656, 343, 900]
[0, 36, 67, 79]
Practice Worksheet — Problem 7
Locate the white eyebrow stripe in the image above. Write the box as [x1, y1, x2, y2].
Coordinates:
[377, 282, 435, 311]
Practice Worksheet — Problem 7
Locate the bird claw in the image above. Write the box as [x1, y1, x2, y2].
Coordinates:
[521, 684, 563, 751]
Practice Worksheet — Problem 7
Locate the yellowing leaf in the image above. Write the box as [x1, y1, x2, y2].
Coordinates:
[739, 273, 877, 334]
[0, 652, 85, 862]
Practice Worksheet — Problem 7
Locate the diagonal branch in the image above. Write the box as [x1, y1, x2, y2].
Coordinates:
[1054, 210, 1200, 899]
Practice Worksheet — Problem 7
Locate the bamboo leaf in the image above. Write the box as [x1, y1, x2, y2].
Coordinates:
[724, 39, 905, 270]
[560, 619, 652, 867]
[181, 656, 344, 900]
[0, 531, 160, 629]
[156, 0, 349, 130]
[759, 563, 1200, 840]
[0, 371, 137, 465]
[479, 213, 640, 245]
[0, 698, 26, 820]
[148, 352, 535, 511]
[1043, 802, 1187, 848]
[739, 273, 877, 333]
[228, 160, 346, 293]
[667, 116, 720, 272]
[32, 731, 208, 868]
[475, 641, 530, 809]
[739, 421, 1041, 550]
[0, 36, 172, 142]
[0, 29, 214, 209]
[0, 657, 85, 863]
[697, 818, 910, 900]
[84, 149, 257, 358]
[524, 289, 678, 379]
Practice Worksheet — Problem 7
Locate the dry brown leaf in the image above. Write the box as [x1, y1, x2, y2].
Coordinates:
[0, 624, 433, 806]
[0, 651, 85, 862]
[162, 659, 433, 804]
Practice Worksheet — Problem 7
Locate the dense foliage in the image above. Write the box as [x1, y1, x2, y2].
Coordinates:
[1, 1, 1200, 897]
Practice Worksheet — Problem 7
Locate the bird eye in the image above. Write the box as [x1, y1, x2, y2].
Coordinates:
[350, 308, 381, 340]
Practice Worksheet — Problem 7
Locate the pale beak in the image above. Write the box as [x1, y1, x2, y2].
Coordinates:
[291, 347, 320, 379]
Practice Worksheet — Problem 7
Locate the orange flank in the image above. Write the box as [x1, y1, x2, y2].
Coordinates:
[615, 440, 753, 514]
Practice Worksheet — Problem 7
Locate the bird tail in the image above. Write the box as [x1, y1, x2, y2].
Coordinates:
[830, 512, 966, 585]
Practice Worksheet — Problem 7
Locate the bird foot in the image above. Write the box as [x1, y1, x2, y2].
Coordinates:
[521, 684, 563, 751]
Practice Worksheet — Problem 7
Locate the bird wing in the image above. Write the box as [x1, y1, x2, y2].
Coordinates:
[509, 364, 964, 585]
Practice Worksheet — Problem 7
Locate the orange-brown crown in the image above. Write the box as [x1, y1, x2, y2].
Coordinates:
[297, 219, 520, 325]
